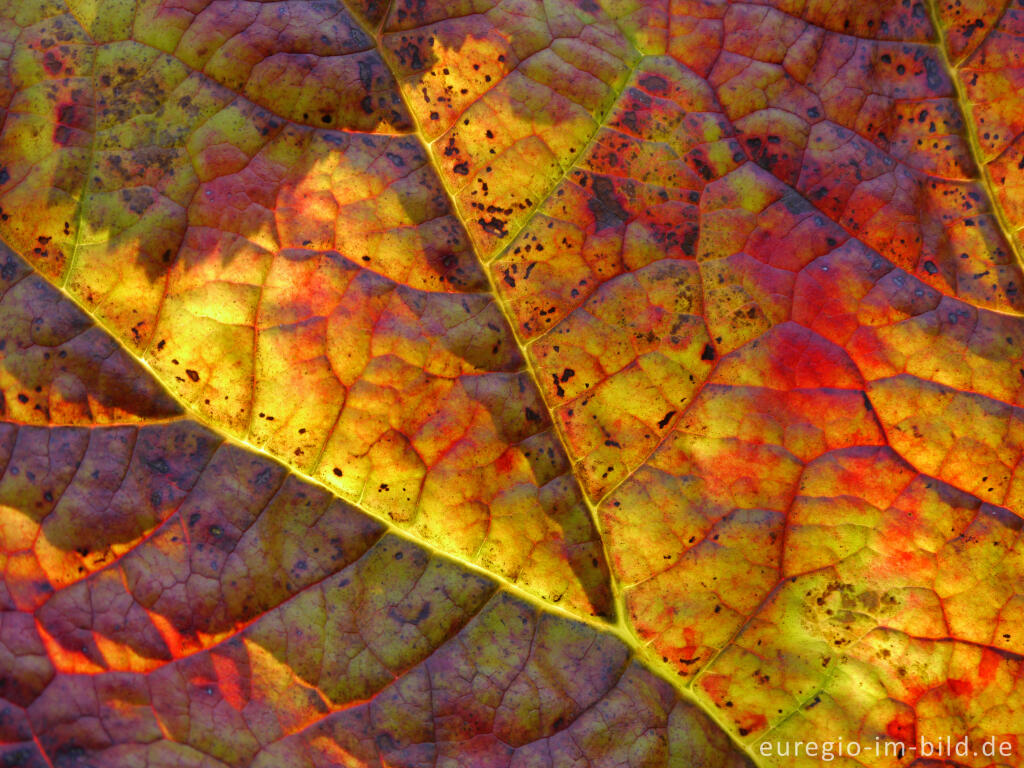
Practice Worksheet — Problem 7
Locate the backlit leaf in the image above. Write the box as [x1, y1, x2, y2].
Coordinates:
[2, 0, 1024, 765]
[0, 243, 749, 767]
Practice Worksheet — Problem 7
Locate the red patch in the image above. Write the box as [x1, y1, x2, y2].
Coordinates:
[736, 712, 768, 737]
[494, 449, 515, 474]
[42, 50, 62, 75]
[700, 673, 731, 704]
[978, 648, 1002, 685]
[946, 678, 973, 697]
[53, 102, 89, 146]
[885, 712, 916, 746]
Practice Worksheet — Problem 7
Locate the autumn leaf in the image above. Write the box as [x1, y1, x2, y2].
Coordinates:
[1, 0, 1024, 766]
[0, 240, 751, 766]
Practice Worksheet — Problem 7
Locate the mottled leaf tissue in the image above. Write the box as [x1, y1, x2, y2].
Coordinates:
[0, 0, 1023, 765]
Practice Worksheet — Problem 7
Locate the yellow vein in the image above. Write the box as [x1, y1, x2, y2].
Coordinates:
[925, 0, 1023, 267]
[334, 4, 764, 765]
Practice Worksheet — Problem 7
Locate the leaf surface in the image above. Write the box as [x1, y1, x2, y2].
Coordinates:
[0, 0, 613, 617]
[2, 0, 1024, 766]
[0, 243, 750, 767]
